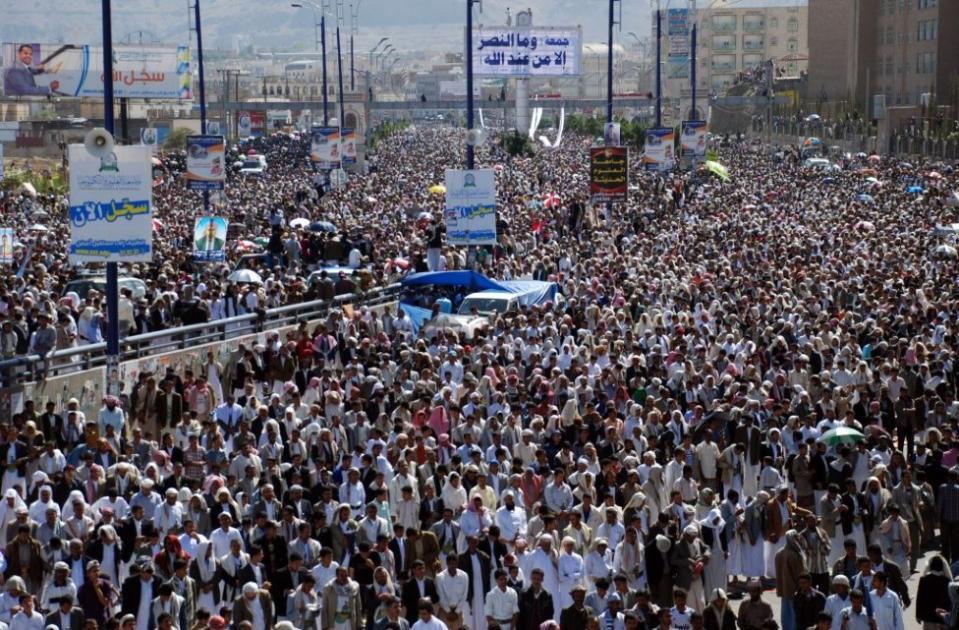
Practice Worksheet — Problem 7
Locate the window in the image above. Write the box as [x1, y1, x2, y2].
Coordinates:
[884, 25, 894, 45]
[769, 17, 778, 28]
[769, 36, 778, 46]
[886, 55, 894, 75]
[787, 17, 799, 32]
[917, 19, 938, 40]
[916, 51, 935, 74]
[918, 0, 936, 8]
[787, 38, 799, 52]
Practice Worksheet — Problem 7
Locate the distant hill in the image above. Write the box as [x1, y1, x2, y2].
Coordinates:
[1, 0, 652, 53]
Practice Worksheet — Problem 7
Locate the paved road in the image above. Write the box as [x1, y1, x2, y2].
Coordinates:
[726, 552, 934, 630]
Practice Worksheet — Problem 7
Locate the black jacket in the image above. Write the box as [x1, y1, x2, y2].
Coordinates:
[457, 550, 491, 603]
[400, 578, 439, 624]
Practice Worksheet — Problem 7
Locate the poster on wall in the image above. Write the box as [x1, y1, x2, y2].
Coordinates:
[680, 120, 707, 162]
[444, 169, 497, 246]
[643, 127, 675, 171]
[185, 135, 226, 191]
[310, 127, 341, 170]
[1, 43, 191, 99]
[589, 147, 628, 203]
[667, 8, 690, 79]
[68, 144, 153, 263]
[193, 216, 227, 262]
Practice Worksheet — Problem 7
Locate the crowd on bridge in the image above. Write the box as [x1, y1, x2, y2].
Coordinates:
[0, 117, 957, 630]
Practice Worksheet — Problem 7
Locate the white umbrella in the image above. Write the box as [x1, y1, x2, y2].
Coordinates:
[227, 269, 264, 284]
[27, 223, 48, 232]
[934, 245, 958, 259]
[290, 217, 310, 228]
[18, 182, 37, 198]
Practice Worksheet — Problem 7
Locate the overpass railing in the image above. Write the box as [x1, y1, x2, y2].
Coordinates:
[0, 283, 402, 386]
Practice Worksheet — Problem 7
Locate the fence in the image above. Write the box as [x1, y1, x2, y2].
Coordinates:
[0, 283, 402, 387]
[752, 118, 959, 159]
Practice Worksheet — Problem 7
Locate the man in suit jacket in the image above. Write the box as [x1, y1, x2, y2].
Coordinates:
[321, 568, 363, 630]
[147, 582, 188, 630]
[121, 563, 159, 617]
[154, 382, 183, 430]
[232, 583, 274, 628]
[251, 485, 283, 524]
[118, 506, 153, 563]
[457, 537, 491, 607]
[429, 509, 462, 559]
[400, 560, 439, 624]
[763, 488, 810, 543]
[4, 526, 44, 590]
[3, 44, 52, 96]
[270, 554, 310, 620]
[733, 417, 763, 467]
[406, 528, 441, 578]
[44, 596, 85, 630]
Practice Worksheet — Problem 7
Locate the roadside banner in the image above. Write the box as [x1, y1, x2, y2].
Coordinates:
[193, 216, 227, 262]
[310, 127, 341, 170]
[444, 169, 497, 246]
[0, 227, 13, 264]
[644, 127, 675, 171]
[185, 135, 226, 191]
[341, 128, 357, 165]
[68, 144, 153, 263]
[590, 146, 628, 203]
[681, 120, 707, 162]
[2, 43, 191, 99]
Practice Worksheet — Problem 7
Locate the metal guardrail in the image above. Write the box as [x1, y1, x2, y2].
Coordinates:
[1, 283, 402, 384]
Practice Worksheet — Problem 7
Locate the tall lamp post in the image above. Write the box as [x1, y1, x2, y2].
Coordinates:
[335, 3, 346, 125]
[466, 0, 480, 170]
[292, 1, 330, 124]
[349, 0, 362, 92]
[100, 0, 119, 388]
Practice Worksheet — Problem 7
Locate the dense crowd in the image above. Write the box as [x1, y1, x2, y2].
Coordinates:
[0, 119, 958, 630]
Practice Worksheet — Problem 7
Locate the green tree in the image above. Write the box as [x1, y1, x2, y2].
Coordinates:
[164, 128, 190, 151]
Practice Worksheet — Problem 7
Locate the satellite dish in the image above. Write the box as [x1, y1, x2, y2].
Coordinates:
[84, 127, 115, 159]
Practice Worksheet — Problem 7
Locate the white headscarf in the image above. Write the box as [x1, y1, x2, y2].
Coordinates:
[28, 484, 58, 522]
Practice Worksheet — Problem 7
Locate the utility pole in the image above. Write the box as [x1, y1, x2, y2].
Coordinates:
[101, 0, 119, 394]
[655, 6, 662, 128]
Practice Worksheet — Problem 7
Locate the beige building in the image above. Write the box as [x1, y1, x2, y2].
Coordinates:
[693, 0, 808, 94]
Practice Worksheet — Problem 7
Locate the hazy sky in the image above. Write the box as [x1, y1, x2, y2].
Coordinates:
[1, 0, 655, 53]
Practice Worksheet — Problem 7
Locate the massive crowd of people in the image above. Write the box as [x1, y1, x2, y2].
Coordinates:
[0, 117, 957, 630]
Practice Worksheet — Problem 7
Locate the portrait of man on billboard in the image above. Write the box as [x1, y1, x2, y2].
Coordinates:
[194, 217, 226, 258]
[3, 44, 57, 96]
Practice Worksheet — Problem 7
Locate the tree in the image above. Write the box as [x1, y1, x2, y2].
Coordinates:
[164, 128, 190, 151]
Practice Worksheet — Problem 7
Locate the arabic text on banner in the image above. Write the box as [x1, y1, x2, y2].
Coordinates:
[185, 135, 226, 191]
[0, 142, 4, 180]
[644, 127, 675, 172]
[0, 227, 13, 265]
[68, 144, 153, 264]
[341, 128, 357, 166]
[193, 216, 227, 263]
[472, 28, 580, 77]
[667, 8, 690, 54]
[1, 43, 191, 99]
[310, 127, 341, 170]
[681, 120, 708, 161]
[589, 147, 628, 203]
[444, 169, 497, 246]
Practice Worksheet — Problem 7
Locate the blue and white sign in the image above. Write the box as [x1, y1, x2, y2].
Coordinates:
[0, 142, 4, 180]
[68, 144, 153, 263]
[472, 27, 581, 77]
[444, 169, 497, 246]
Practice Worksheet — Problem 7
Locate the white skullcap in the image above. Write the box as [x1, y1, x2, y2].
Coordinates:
[243, 582, 258, 595]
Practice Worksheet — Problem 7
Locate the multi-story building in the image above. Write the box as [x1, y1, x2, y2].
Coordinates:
[694, 0, 808, 95]
[808, 0, 959, 111]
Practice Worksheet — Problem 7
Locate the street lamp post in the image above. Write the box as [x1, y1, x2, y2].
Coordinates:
[101, 0, 119, 388]
[292, 1, 330, 124]
[466, 0, 479, 170]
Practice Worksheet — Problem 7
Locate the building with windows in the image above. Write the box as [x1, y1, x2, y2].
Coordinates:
[690, 0, 808, 95]
[808, 0, 959, 111]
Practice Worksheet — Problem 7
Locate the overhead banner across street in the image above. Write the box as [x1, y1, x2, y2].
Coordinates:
[472, 27, 581, 77]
